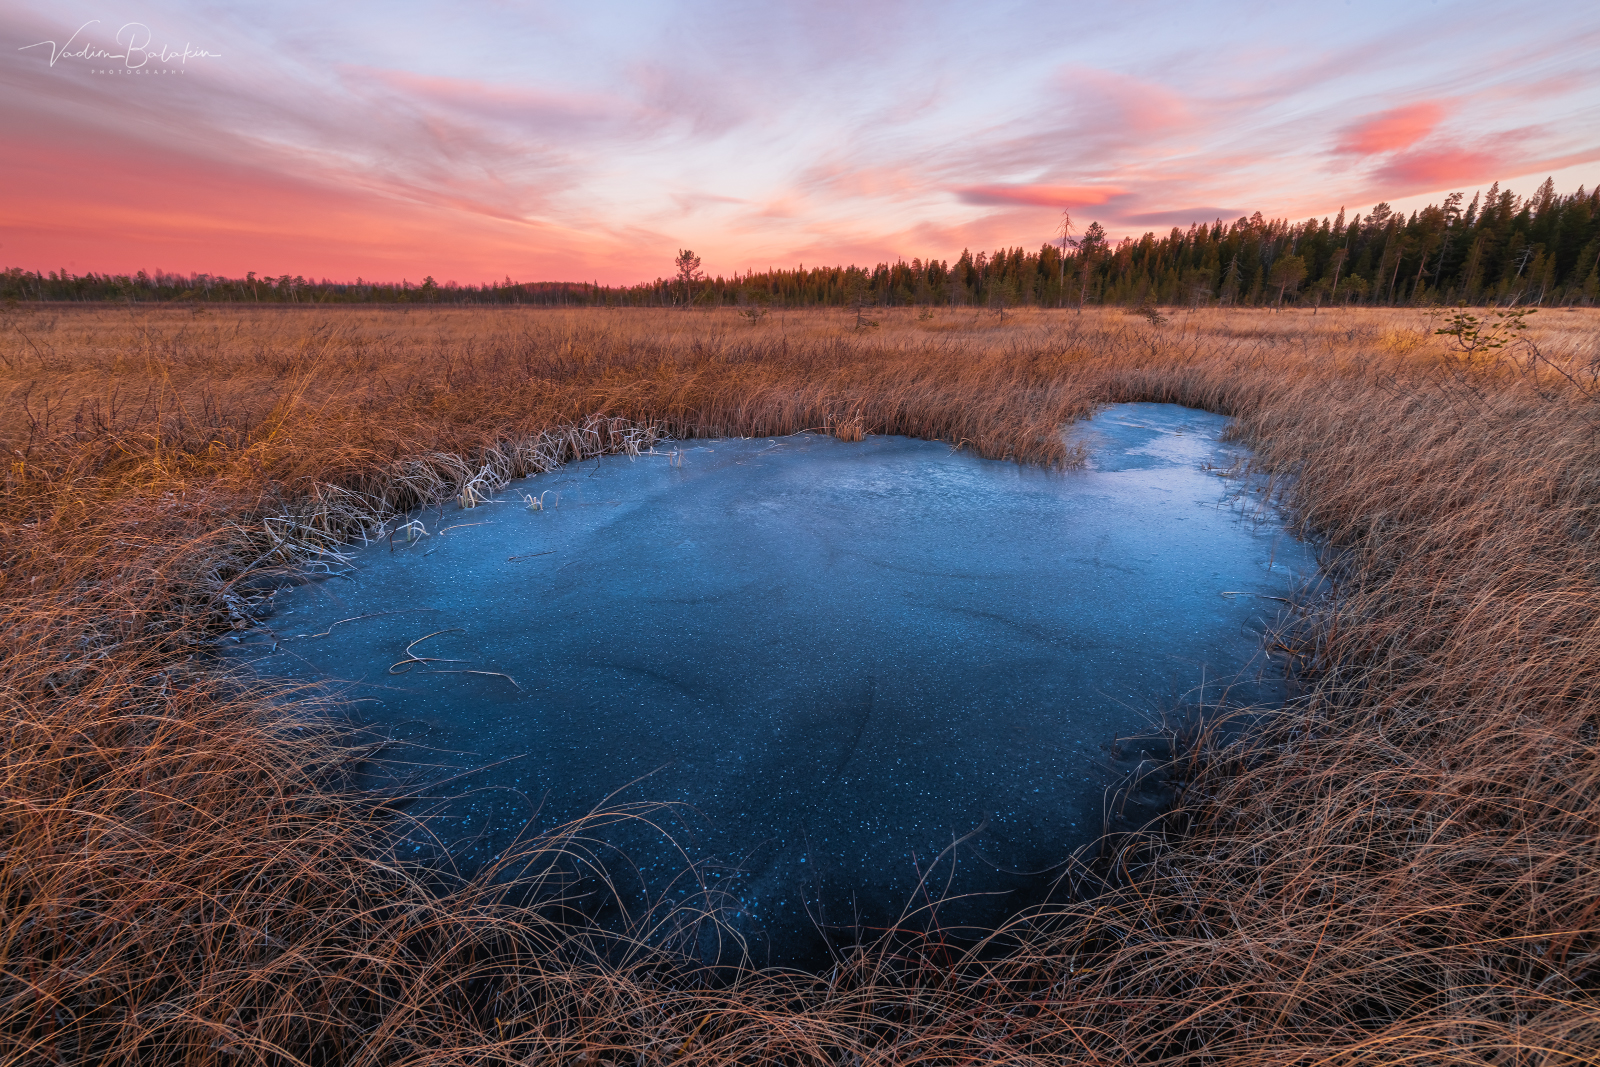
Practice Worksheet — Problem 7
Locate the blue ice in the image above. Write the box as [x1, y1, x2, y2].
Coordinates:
[240, 403, 1316, 966]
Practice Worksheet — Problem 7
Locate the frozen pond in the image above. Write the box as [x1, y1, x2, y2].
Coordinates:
[237, 403, 1316, 967]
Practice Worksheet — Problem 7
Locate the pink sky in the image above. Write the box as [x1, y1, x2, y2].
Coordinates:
[4, 1, 1599, 284]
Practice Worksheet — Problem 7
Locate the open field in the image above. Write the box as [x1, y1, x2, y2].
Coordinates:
[2, 304, 1598, 1065]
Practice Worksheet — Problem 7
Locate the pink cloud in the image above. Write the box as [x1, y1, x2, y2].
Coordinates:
[1120, 207, 1243, 228]
[0, 110, 641, 282]
[751, 197, 801, 220]
[6, 1, 1598, 289]
[1055, 68, 1192, 139]
[798, 164, 930, 201]
[1371, 143, 1600, 195]
[1335, 102, 1447, 156]
[353, 67, 624, 131]
[628, 61, 755, 137]
[1371, 145, 1504, 187]
[955, 184, 1127, 208]
[960, 69, 1200, 183]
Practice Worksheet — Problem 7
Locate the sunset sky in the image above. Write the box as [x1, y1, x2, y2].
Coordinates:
[5, 1, 1598, 285]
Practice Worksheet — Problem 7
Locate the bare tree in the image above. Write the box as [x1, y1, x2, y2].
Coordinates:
[1327, 247, 1348, 305]
[1057, 210, 1074, 308]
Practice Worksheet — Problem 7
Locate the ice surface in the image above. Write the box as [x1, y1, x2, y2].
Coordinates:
[236, 403, 1316, 967]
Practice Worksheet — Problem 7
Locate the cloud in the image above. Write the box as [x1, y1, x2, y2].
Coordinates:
[1055, 67, 1193, 142]
[670, 190, 748, 218]
[755, 198, 801, 219]
[1119, 208, 1244, 228]
[1335, 102, 1447, 156]
[6, 1, 1599, 283]
[800, 164, 928, 200]
[351, 67, 627, 133]
[932, 68, 1202, 184]
[627, 61, 756, 138]
[1370, 145, 1505, 188]
[955, 184, 1127, 208]
[1370, 142, 1600, 195]
[0, 104, 634, 281]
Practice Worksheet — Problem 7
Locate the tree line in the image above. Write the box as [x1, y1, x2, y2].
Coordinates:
[6, 180, 1597, 310]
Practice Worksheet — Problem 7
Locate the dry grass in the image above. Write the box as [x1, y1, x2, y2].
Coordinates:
[2, 303, 1598, 1065]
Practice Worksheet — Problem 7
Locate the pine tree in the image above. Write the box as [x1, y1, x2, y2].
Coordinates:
[672, 250, 704, 308]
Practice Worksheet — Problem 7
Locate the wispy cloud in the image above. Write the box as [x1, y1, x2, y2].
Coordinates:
[3, 0, 1598, 281]
[1334, 103, 1448, 156]
[1372, 142, 1600, 194]
[1121, 207, 1244, 227]
[956, 185, 1127, 208]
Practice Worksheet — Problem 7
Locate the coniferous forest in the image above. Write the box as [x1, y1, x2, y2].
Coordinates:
[5, 180, 1598, 309]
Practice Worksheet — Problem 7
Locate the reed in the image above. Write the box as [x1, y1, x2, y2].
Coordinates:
[2, 304, 1597, 1064]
